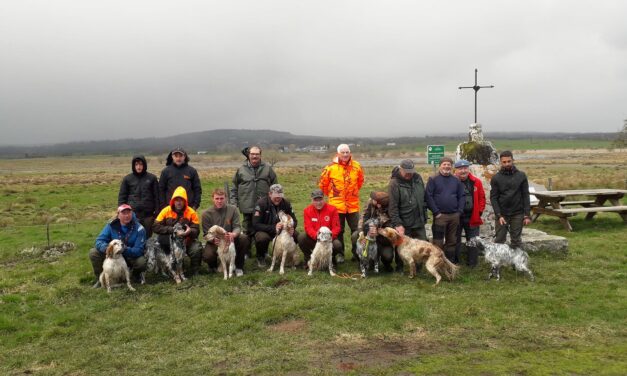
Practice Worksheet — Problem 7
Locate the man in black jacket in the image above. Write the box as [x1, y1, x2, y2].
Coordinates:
[490, 150, 531, 249]
[252, 184, 298, 267]
[159, 147, 202, 211]
[118, 155, 160, 238]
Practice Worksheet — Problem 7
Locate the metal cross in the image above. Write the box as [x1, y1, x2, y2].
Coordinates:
[458, 68, 494, 123]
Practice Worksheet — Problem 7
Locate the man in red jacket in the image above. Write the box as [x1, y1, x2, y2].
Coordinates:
[297, 189, 342, 268]
[454, 159, 486, 267]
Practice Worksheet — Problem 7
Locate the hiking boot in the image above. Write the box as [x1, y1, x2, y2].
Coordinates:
[336, 254, 345, 264]
[235, 269, 244, 277]
[207, 266, 217, 274]
[257, 258, 266, 268]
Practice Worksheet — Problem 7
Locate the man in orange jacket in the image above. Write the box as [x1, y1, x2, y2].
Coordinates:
[319, 144, 364, 263]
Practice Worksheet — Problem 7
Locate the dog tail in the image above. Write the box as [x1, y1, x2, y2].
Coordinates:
[437, 255, 460, 281]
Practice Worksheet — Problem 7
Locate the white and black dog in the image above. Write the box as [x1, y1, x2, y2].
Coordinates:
[168, 222, 188, 283]
[468, 236, 534, 281]
[142, 237, 178, 283]
[356, 218, 379, 278]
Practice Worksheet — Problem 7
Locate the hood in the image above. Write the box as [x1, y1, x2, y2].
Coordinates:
[166, 148, 190, 166]
[169, 186, 189, 208]
[131, 155, 147, 175]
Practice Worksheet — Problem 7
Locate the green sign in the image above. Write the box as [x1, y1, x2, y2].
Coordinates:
[427, 145, 445, 165]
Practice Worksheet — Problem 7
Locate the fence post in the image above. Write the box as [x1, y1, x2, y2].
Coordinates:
[548, 177, 553, 191]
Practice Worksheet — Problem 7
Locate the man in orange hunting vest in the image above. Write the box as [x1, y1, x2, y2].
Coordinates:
[319, 143, 364, 263]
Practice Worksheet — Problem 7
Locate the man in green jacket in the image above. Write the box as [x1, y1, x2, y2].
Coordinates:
[388, 159, 428, 271]
[230, 146, 278, 256]
[202, 188, 249, 276]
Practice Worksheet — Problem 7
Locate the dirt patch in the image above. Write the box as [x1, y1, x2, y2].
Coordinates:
[267, 319, 308, 333]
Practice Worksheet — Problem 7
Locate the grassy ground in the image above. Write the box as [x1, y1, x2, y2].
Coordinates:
[1, 150, 626, 375]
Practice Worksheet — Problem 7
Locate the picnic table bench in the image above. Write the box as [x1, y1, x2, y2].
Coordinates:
[531, 189, 627, 231]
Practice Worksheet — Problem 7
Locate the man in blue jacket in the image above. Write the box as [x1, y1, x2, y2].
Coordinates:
[89, 204, 147, 287]
[426, 157, 465, 262]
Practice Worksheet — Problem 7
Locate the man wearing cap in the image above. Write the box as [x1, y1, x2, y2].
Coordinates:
[490, 150, 531, 250]
[118, 155, 160, 238]
[89, 204, 147, 287]
[388, 159, 428, 270]
[319, 144, 364, 263]
[252, 184, 298, 267]
[230, 145, 278, 257]
[201, 188, 249, 276]
[298, 189, 342, 268]
[454, 159, 486, 266]
[426, 157, 465, 262]
[159, 147, 202, 211]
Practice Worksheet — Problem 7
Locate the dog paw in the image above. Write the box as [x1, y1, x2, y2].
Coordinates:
[266, 268, 273, 273]
[279, 270, 285, 275]
[128, 286, 136, 292]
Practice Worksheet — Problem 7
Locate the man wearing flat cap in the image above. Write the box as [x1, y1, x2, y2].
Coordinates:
[89, 204, 147, 287]
[252, 184, 298, 267]
[453, 159, 486, 266]
[388, 159, 429, 270]
[426, 156, 465, 262]
[298, 189, 342, 268]
[159, 147, 202, 211]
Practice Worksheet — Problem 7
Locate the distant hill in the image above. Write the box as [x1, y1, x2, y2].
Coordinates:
[0, 129, 618, 158]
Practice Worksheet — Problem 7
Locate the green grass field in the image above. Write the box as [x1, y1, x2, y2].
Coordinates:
[1, 151, 626, 375]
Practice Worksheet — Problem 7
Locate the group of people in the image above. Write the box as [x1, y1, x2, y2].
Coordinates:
[89, 144, 532, 284]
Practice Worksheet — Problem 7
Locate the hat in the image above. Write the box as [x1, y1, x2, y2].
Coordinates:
[311, 189, 324, 199]
[399, 159, 415, 173]
[454, 159, 471, 168]
[117, 204, 132, 213]
[171, 147, 186, 156]
[369, 191, 389, 208]
[269, 184, 284, 197]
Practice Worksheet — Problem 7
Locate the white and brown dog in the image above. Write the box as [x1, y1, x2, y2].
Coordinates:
[204, 224, 236, 280]
[307, 226, 336, 277]
[468, 236, 534, 281]
[99, 239, 135, 293]
[378, 227, 459, 285]
[268, 211, 298, 275]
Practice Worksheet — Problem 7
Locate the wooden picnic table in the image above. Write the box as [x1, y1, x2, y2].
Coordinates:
[531, 189, 627, 231]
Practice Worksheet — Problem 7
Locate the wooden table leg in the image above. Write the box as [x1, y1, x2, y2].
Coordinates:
[559, 217, 573, 231]
[585, 197, 607, 220]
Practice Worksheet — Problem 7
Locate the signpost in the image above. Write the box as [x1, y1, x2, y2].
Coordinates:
[427, 145, 445, 174]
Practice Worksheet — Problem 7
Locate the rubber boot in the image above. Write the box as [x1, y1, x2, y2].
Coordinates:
[467, 246, 479, 268]
[444, 248, 456, 263]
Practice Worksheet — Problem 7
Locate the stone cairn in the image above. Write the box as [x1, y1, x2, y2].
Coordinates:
[455, 123, 498, 236]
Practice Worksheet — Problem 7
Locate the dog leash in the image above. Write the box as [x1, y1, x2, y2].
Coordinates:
[333, 273, 362, 280]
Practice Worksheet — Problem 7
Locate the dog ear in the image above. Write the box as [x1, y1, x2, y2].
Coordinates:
[105, 242, 114, 258]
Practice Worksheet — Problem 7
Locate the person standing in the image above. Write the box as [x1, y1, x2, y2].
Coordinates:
[319, 144, 364, 263]
[230, 146, 278, 256]
[453, 159, 486, 266]
[201, 188, 249, 276]
[118, 155, 160, 238]
[297, 189, 342, 268]
[426, 157, 465, 262]
[159, 147, 202, 211]
[490, 151, 531, 249]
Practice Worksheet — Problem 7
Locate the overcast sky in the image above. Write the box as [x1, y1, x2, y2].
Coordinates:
[1, 0, 626, 146]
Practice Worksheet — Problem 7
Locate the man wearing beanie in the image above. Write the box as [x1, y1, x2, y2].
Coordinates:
[426, 156, 465, 262]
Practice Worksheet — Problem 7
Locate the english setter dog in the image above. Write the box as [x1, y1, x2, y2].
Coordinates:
[378, 227, 459, 285]
[169, 222, 188, 284]
[356, 219, 379, 278]
[142, 237, 178, 283]
[307, 226, 336, 277]
[268, 211, 298, 275]
[468, 236, 534, 281]
[204, 225, 236, 280]
[99, 239, 135, 293]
